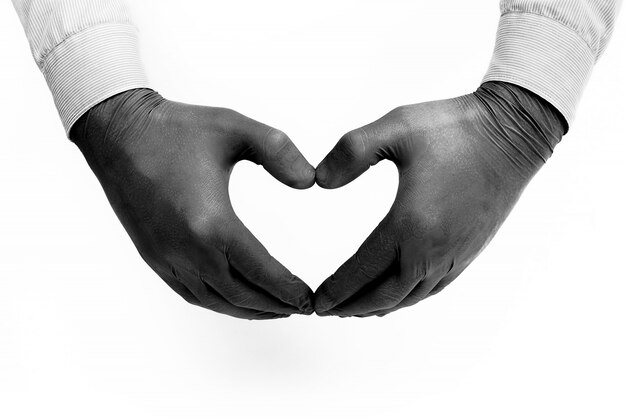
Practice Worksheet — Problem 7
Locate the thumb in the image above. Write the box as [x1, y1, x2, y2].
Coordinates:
[316, 109, 406, 189]
[235, 114, 315, 189]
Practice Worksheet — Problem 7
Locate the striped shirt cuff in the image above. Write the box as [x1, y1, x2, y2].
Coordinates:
[482, 12, 596, 129]
[41, 23, 149, 136]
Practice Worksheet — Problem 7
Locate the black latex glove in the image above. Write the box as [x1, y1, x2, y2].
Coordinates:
[71, 88, 315, 319]
[314, 81, 565, 317]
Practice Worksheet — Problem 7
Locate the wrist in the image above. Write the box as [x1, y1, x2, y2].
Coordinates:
[486, 81, 567, 134]
[475, 81, 565, 164]
[69, 88, 161, 145]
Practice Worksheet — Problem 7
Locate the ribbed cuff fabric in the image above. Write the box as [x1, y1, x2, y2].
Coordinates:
[41, 23, 149, 136]
[482, 12, 596, 129]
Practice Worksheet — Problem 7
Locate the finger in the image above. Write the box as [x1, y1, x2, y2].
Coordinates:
[314, 218, 398, 314]
[426, 269, 463, 298]
[175, 240, 305, 315]
[160, 272, 203, 306]
[231, 113, 315, 189]
[225, 220, 315, 315]
[226, 263, 308, 315]
[154, 263, 288, 320]
[316, 108, 407, 189]
[138, 251, 205, 306]
[323, 242, 428, 317]
[366, 268, 456, 317]
[192, 275, 290, 320]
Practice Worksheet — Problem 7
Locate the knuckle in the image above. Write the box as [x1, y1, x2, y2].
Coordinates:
[390, 104, 410, 119]
[340, 129, 368, 159]
[209, 107, 238, 129]
[263, 128, 291, 158]
[389, 105, 414, 133]
[217, 107, 241, 120]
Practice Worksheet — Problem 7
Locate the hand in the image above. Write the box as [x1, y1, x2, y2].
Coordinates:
[71, 89, 315, 319]
[314, 81, 565, 317]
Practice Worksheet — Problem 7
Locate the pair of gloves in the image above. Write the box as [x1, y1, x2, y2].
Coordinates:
[70, 81, 565, 319]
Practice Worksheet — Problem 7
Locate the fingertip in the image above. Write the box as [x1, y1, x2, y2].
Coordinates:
[275, 154, 317, 190]
[314, 162, 332, 189]
[315, 162, 345, 189]
[315, 309, 332, 317]
[315, 159, 363, 189]
[296, 285, 315, 315]
[251, 127, 316, 190]
[313, 290, 335, 315]
[280, 273, 316, 314]
[291, 163, 316, 190]
[300, 305, 315, 316]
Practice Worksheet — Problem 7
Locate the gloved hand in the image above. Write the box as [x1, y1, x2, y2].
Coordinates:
[314, 81, 565, 317]
[70, 88, 315, 319]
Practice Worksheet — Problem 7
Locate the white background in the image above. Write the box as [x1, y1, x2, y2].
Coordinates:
[1, 1, 625, 416]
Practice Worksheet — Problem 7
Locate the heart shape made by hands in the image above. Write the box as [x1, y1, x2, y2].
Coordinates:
[229, 159, 398, 291]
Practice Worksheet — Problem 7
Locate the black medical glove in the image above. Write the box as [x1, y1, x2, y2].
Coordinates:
[314, 81, 565, 317]
[71, 89, 315, 319]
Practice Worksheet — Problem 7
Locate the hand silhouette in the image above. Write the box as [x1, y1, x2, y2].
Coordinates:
[71, 89, 315, 319]
[315, 82, 565, 317]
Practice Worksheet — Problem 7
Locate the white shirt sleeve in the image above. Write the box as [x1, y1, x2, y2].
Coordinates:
[12, 1, 622, 135]
[483, 0, 623, 128]
[12, 0, 149, 136]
